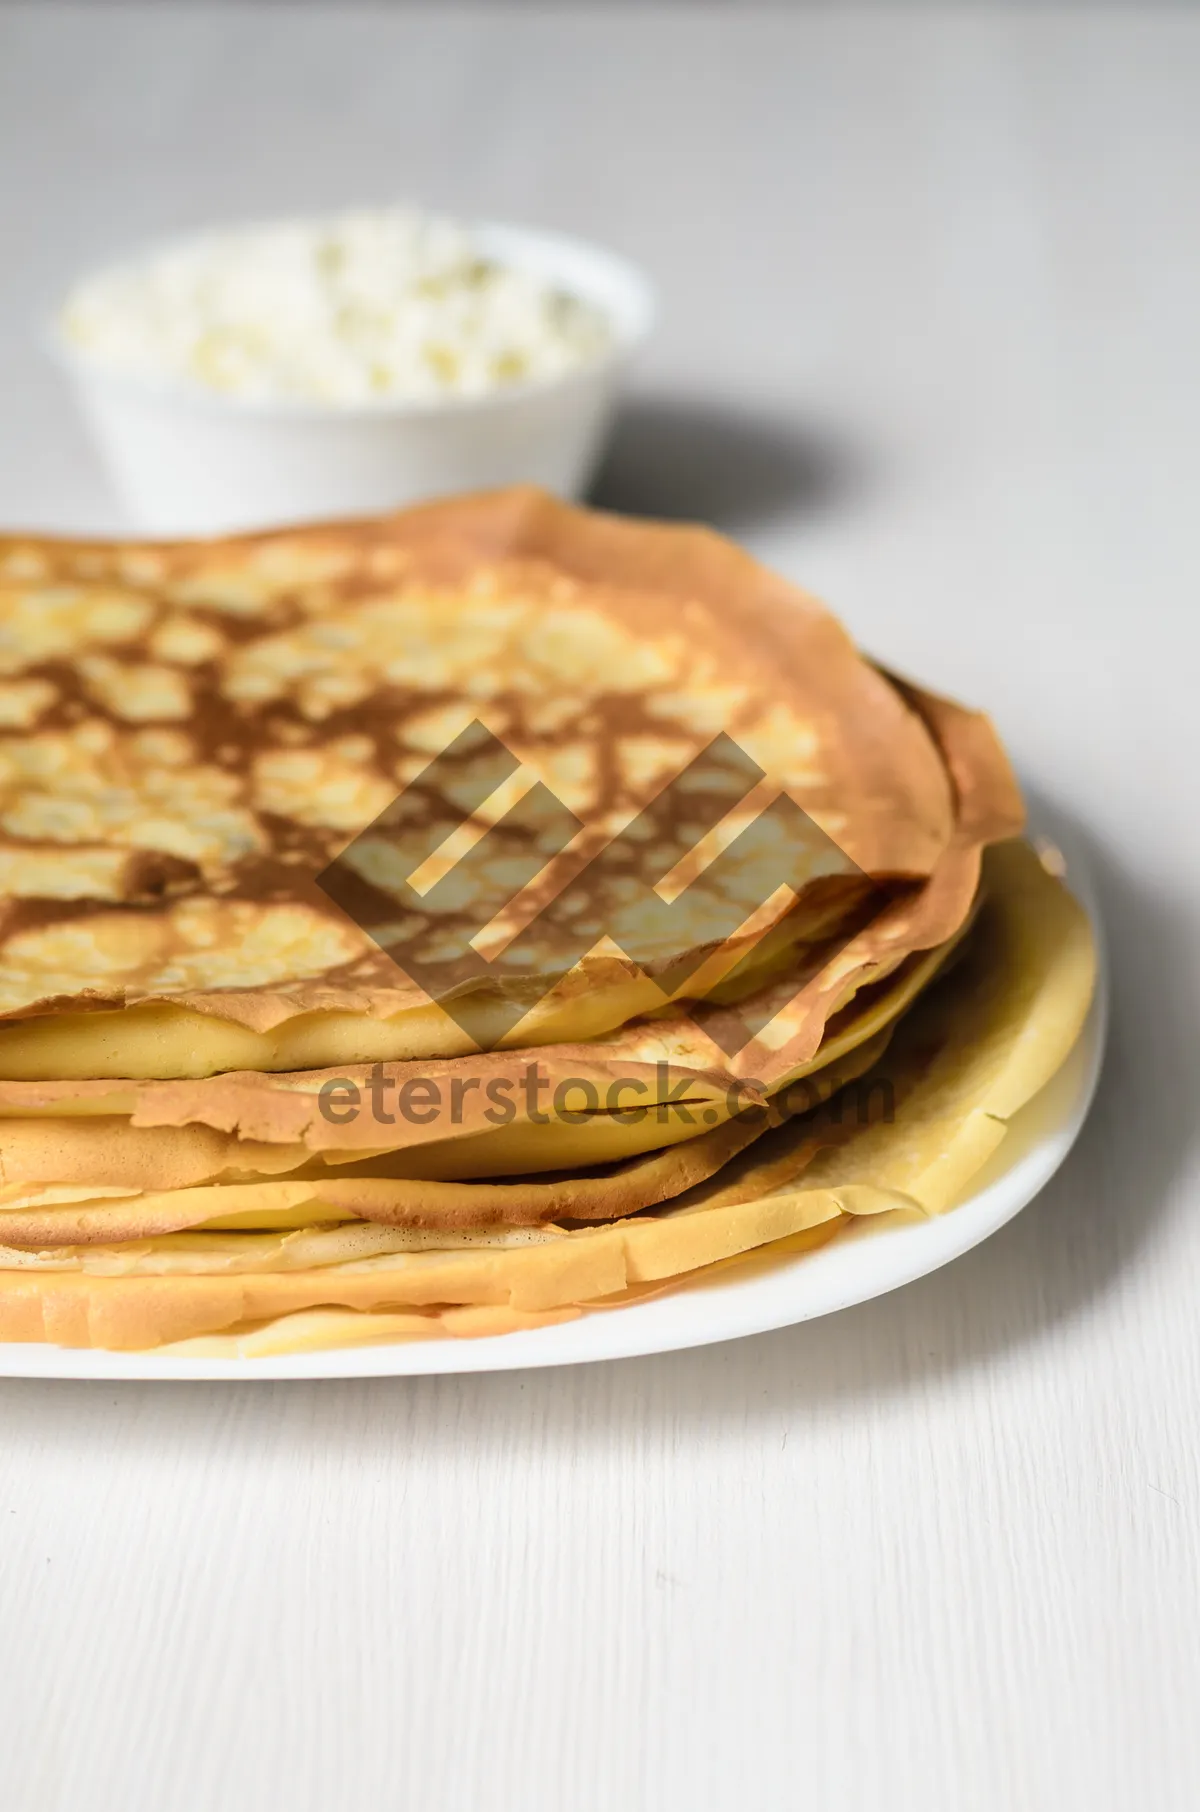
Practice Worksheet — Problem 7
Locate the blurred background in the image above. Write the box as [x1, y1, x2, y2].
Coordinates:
[5, 0, 1198, 856]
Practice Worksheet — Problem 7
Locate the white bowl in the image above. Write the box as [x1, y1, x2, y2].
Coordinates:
[49, 222, 655, 536]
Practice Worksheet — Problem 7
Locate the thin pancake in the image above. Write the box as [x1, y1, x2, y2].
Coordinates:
[0, 671, 1011, 1140]
[0, 923, 963, 1205]
[0, 841, 1096, 1348]
[0, 489, 953, 1073]
[0, 1043, 891, 1253]
[0, 1031, 892, 1245]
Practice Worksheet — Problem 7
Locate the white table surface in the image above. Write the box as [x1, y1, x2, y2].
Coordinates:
[1, 6, 1198, 1808]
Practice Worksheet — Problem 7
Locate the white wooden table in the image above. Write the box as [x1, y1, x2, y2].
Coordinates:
[1, 7, 1198, 1808]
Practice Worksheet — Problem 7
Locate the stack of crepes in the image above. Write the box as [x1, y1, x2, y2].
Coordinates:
[0, 489, 1096, 1354]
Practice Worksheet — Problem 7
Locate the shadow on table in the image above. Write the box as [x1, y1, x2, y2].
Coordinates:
[590, 393, 868, 531]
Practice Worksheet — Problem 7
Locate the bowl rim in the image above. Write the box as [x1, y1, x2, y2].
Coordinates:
[44, 215, 657, 423]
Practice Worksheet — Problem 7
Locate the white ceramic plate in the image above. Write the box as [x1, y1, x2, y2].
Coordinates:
[0, 809, 1105, 1381]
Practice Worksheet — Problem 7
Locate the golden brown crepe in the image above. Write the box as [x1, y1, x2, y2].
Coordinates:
[0, 841, 1096, 1351]
[0, 1031, 891, 1247]
[0, 493, 1092, 1357]
[0, 488, 958, 1077]
[0, 671, 1016, 1149]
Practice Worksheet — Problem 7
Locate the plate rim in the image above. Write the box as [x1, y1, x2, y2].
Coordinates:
[0, 805, 1107, 1381]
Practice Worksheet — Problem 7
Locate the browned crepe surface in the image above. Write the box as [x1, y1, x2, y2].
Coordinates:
[0, 488, 953, 1040]
[0, 839, 1096, 1351]
[0, 666, 1016, 1138]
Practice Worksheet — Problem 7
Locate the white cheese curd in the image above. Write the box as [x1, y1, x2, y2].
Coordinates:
[59, 208, 613, 406]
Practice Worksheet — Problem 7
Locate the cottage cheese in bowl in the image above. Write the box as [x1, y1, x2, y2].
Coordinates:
[52, 208, 652, 533]
[60, 209, 615, 407]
